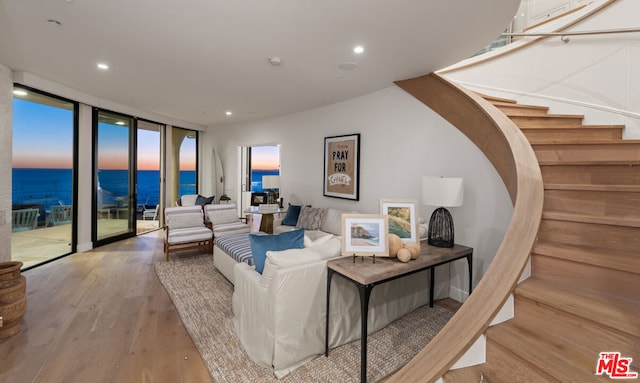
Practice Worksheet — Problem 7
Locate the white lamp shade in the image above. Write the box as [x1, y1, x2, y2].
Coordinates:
[422, 176, 464, 207]
[262, 175, 280, 189]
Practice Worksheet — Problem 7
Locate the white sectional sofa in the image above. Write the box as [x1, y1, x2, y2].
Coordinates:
[226, 206, 430, 378]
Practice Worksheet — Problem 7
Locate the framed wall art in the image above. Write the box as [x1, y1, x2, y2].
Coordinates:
[379, 199, 419, 244]
[324, 133, 360, 200]
[341, 214, 389, 256]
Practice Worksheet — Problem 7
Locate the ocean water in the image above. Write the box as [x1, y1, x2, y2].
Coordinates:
[251, 169, 280, 192]
[12, 168, 195, 211]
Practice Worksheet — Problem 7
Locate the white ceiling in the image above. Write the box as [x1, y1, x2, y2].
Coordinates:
[0, 0, 520, 128]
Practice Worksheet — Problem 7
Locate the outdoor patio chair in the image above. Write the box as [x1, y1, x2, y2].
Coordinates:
[143, 204, 159, 220]
[12, 208, 39, 232]
[50, 205, 73, 226]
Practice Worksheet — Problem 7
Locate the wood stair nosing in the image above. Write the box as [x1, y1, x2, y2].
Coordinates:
[542, 210, 640, 228]
[486, 321, 608, 382]
[513, 293, 640, 368]
[532, 240, 640, 275]
[516, 278, 640, 338]
[544, 183, 640, 193]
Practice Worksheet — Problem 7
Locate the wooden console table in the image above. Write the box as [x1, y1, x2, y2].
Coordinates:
[324, 242, 473, 383]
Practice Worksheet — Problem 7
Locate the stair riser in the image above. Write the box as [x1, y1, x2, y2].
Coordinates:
[485, 339, 558, 383]
[531, 255, 640, 302]
[534, 143, 640, 165]
[541, 165, 640, 186]
[494, 105, 549, 116]
[533, 241, 640, 275]
[524, 128, 622, 143]
[510, 116, 584, 128]
[514, 297, 640, 372]
[538, 219, 640, 253]
[544, 190, 640, 218]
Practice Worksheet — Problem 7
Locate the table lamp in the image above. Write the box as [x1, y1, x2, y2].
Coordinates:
[262, 175, 280, 204]
[422, 176, 464, 248]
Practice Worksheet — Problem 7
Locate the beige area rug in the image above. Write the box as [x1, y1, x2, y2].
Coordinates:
[155, 255, 454, 383]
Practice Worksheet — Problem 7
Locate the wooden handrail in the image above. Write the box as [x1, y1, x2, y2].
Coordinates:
[387, 73, 544, 383]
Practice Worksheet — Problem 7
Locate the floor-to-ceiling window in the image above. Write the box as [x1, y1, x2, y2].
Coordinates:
[11, 86, 78, 269]
[94, 109, 136, 245]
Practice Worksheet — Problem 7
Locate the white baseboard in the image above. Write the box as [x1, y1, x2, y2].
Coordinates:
[449, 285, 469, 303]
[77, 242, 93, 252]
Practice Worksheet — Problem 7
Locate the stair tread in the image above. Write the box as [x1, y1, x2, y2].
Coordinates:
[533, 240, 640, 274]
[533, 139, 640, 145]
[543, 210, 640, 228]
[521, 124, 625, 130]
[487, 321, 611, 382]
[516, 278, 640, 337]
[544, 183, 640, 192]
[480, 93, 517, 104]
[442, 365, 483, 383]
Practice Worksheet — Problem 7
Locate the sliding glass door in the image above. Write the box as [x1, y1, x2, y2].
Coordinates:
[94, 109, 136, 245]
[11, 86, 77, 269]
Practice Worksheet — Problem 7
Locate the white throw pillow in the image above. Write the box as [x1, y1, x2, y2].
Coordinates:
[304, 232, 334, 247]
[260, 237, 341, 288]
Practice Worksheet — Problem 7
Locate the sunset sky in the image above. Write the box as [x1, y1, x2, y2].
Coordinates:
[13, 98, 196, 171]
[251, 145, 280, 170]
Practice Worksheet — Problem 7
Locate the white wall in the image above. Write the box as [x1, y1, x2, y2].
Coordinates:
[202, 86, 513, 301]
[0, 63, 12, 262]
[444, 0, 640, 138]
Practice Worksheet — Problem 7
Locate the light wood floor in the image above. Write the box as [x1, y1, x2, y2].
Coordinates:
[2, 229, 461, 383]
[0, 230, 212, 383]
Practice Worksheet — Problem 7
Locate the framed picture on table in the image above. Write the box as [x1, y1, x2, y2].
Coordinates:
[324, 133, 360, 200]
[341, 214, 389, 257]
[379, 199, 419, 244]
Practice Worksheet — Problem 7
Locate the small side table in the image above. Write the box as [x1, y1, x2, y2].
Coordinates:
[324, 242, 473, 383]
[243, 206, 284, 234]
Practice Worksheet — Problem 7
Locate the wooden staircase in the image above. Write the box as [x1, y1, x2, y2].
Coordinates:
[445, 96, 640, 382]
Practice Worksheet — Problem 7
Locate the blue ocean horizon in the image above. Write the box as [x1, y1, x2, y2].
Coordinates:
[13, 168, 278, 211]
[12, 168, 195, 210]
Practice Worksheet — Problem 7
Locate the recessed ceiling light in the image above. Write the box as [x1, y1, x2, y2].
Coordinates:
[115, 121, 125, 126]
[225, 111, 232, 116]
[353, 46, 364, 54]
[97, 63, 109, 70]
[13, 89, 28, 96]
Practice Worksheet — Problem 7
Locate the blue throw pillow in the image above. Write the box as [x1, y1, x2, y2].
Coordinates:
[249, 228, 305, 274]
[281, 203, 302, 226]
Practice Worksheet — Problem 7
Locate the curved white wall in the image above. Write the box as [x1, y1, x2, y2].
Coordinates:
[202, 86, 513, 301]
[443, 0, 640, 138]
